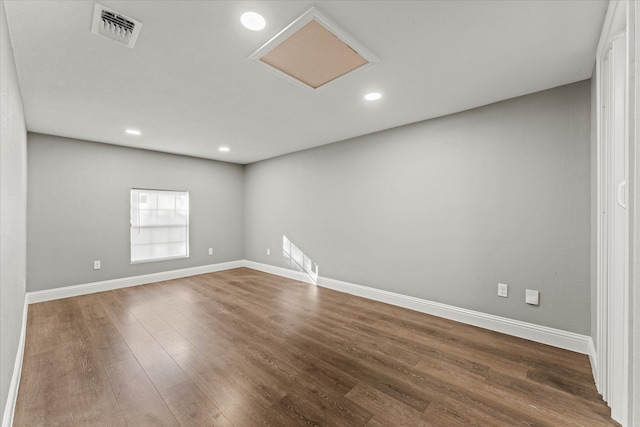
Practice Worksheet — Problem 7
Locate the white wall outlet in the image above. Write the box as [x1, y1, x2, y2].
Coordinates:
[93, 260, 101, 270]
[526, 289, 540, 305]
[497, 283, 508, 298]
[267, 248, 270, 256]
[208, 248, 213, 255]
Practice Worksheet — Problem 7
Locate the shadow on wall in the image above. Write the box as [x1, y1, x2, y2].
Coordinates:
[283, 235, 318, 284]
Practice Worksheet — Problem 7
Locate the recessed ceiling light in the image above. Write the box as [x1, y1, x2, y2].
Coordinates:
[241, 12, 265, 31]
[365, 92, 381, 101]
[126, 129, 141, 135]
[219, 146, 230, 152]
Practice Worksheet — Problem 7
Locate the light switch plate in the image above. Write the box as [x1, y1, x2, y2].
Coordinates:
[526, 289, 539, 305]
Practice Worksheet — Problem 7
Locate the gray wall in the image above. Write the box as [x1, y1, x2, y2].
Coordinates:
[245, 81, 592, 335]
[27, 134, 244, 292]
[0, 0, 27, 418]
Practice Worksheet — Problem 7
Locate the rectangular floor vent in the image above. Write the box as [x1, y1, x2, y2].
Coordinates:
[91, 3, 142, 48]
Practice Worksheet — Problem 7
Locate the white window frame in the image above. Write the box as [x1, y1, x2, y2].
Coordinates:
[130, 188, 189, 264]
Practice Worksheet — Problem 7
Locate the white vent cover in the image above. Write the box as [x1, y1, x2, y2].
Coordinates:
[91, 3, 142, 48]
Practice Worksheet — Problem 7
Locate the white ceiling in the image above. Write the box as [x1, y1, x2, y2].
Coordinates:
[4, 0, 608, 164]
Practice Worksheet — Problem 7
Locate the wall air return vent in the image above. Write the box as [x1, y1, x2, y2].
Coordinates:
[249, 8, 379, 90]
[91, 3, 142, 48]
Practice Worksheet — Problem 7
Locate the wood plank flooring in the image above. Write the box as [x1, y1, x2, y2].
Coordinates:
[14, 268, 617, 426]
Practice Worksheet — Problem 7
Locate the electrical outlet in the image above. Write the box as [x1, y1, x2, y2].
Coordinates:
[208, 248, 213, 255]
[267, 248, 270, 256]
[497, 283, 508, 298]
[93, 260, 101, 270]
[526, 289, 539, 305]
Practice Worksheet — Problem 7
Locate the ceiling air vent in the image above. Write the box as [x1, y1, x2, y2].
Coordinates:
[91, 3, 142, 48]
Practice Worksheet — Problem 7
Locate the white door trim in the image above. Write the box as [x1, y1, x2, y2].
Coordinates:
[594, 1, 634, 425]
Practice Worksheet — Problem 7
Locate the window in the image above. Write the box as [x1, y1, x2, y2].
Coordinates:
[130, 188, 189, 263]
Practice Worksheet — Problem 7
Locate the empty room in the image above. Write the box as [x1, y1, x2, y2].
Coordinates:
[1, 1, 639, 426]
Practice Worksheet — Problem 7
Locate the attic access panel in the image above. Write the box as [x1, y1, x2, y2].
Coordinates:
[249, 8, 379, 90]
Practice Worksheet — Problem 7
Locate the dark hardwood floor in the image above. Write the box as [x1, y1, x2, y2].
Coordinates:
[14, 268, 617, 426]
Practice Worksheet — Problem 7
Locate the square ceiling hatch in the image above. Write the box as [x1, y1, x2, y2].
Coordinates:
[249, 8, 379, 90]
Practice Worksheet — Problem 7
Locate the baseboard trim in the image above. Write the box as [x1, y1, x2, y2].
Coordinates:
[22, 259, 592, 354]
[589, 338, 601, 393]
[243, 260, 315, 284]
[2, 299, 28, 427]
[243, 260, 591, 355]
[26, 260, 244, 304]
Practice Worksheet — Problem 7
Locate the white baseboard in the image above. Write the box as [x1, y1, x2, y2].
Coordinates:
[2, 299, 28, 427]
[26, 260, 244, 304]
[22, 258, 593, 355]
[243, 260, 316, 285]
[243, 260, 592, 355]
[589, 338, 601, 393]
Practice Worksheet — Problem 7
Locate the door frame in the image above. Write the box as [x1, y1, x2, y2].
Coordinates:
[594, 0, 637, 425]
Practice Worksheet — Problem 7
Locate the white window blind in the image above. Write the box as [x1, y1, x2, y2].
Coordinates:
[130, 188, 189, 263]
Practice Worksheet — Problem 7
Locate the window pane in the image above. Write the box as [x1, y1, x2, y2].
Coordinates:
[131, 189, 189, 263]
[131, 244, 151, 262]
[157, 193, 175, 210]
